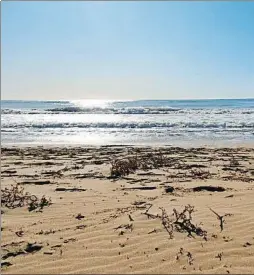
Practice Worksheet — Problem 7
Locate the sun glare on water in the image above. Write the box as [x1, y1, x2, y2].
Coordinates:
[70, 100, 116, 108]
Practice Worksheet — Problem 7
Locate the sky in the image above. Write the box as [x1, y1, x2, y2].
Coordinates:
[2, 1, 254, 100]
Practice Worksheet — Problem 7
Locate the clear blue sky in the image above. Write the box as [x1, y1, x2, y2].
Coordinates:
[2, 1, 254, 100]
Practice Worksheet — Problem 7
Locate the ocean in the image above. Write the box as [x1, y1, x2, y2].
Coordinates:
[1, 99, 254, 146]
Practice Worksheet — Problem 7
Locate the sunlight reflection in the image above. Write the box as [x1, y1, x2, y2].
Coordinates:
[70, 100, 115, 108]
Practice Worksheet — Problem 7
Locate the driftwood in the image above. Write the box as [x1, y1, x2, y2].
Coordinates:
[122, 186, 156, 191]
[55, 187, 86, 192]
[20, 180, 51, 185]
[192, 186, 225, 192]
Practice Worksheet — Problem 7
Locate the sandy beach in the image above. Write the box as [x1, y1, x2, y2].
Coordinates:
[1, 145, 254, 274]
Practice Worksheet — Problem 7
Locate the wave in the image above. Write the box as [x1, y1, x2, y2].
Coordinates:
[1, 109, 23, 114]
[2, 107, 254, 115]
[2, 122, 254, 129]
[1, 109, 44, 115]
[45, 106, 182, 114]
[1, 107, 184, 115]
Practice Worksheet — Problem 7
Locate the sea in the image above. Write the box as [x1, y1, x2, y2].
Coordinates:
[1, 99, 254, 147]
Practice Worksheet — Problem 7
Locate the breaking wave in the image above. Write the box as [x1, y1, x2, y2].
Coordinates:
[46, 107, 183, 114]
[3, 121, 254, 129]
[2, 105, 254, 115]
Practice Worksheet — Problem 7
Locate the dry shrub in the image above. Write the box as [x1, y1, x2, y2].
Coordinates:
[189, 169, 211, 180]
[110, 151, 175, 177]
[140, 152, 170, 169]
[159, 205, 207, 240]
[28, 196, 52, 212]
[1, 184, 52, 212]
[173, 205, 207, 239]
[110, 157, 138, 177]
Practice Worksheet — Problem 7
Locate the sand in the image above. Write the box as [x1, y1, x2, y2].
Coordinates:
[1, 146, 254, 274]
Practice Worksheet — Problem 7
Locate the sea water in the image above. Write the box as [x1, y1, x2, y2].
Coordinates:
[1, 99, 254, 146]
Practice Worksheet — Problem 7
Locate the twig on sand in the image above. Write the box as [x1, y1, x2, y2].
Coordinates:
[128, 214, 134, 221]
[160, 207, 174, 238]
[176, 247, 184, 261]
[209, 208, 231, 232]
[215, 252, 223, 261]
[142, 204, 161, 219]
[148, 229, 157, 234]
[186, 251, 194, 265]
[114, 224, 133, 232]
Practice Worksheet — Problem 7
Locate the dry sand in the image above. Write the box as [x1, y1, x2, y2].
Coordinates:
[1, 146, 254, 274]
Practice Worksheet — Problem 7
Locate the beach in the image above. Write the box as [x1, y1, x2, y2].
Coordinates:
[2, 145, 254, 274]
[3, 0, 254, 273]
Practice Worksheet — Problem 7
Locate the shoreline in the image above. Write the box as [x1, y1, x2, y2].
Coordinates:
[2, 140, 254, 149]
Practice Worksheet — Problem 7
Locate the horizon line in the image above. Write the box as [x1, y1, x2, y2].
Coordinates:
[1, 97, 254, 102]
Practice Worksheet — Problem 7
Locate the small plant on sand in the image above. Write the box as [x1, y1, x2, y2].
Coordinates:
[209, 208, 232, 232]
[110, 155, 139, 177]
[110, 151, 175, 178]
[172, 205, 207, 239]
[190, 169, 211, 180]
[143, 204, 207, 240]
[1, 184, 37, 209]
[1, 183, 52, 212]
[28, 196, 52, 212]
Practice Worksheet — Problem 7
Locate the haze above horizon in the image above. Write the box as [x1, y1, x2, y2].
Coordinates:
[2, 1, 254, 100]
